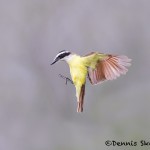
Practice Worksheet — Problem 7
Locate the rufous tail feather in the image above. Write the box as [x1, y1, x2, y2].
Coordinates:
[77, 84, 85, 112]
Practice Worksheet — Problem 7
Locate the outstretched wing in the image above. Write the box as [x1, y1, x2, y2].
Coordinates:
[84, 52, 131, 85]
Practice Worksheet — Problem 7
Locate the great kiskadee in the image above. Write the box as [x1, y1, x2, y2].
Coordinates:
[51, 50, 131, 112]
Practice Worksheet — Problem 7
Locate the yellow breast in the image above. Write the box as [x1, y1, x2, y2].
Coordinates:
[67, 55, 87, 86]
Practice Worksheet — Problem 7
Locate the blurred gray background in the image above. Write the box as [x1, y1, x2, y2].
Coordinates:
[0, 0, 150, 150]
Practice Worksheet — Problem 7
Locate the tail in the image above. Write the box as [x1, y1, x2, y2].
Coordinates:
[77, 84, 85, 112]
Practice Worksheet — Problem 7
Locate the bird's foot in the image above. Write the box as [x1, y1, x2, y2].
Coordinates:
[59, 74, 73, 85]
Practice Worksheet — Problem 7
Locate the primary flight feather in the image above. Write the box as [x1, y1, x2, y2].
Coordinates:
[51, 50, 131, 112]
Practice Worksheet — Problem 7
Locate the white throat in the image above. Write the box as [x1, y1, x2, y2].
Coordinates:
[63, 54, 74, 63]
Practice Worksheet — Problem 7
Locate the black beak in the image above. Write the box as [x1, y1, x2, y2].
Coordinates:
[51, 60, 57, 65]
[51, 58, 59, 65]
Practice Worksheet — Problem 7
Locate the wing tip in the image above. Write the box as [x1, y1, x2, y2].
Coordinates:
[87, 54, 131, 84]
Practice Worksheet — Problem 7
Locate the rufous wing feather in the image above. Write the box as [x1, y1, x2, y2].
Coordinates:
[77, 84, 85, 112]
[88, 55, 131, 85]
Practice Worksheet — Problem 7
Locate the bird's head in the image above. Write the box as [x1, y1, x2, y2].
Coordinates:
[51, 50, 71, 65]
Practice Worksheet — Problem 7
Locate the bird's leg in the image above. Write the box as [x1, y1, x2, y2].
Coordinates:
[59, 74, 73, 85]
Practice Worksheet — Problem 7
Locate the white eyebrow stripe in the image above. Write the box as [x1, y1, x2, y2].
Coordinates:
[55, 51, 70, 59]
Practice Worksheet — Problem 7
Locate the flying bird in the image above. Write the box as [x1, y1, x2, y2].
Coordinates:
[51, 50, 131, 112]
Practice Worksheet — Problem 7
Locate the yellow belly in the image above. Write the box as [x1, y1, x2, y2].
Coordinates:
[67, 55, 88, 86]
[70, 66, 87, 85]
[69, 64, 87, 98]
